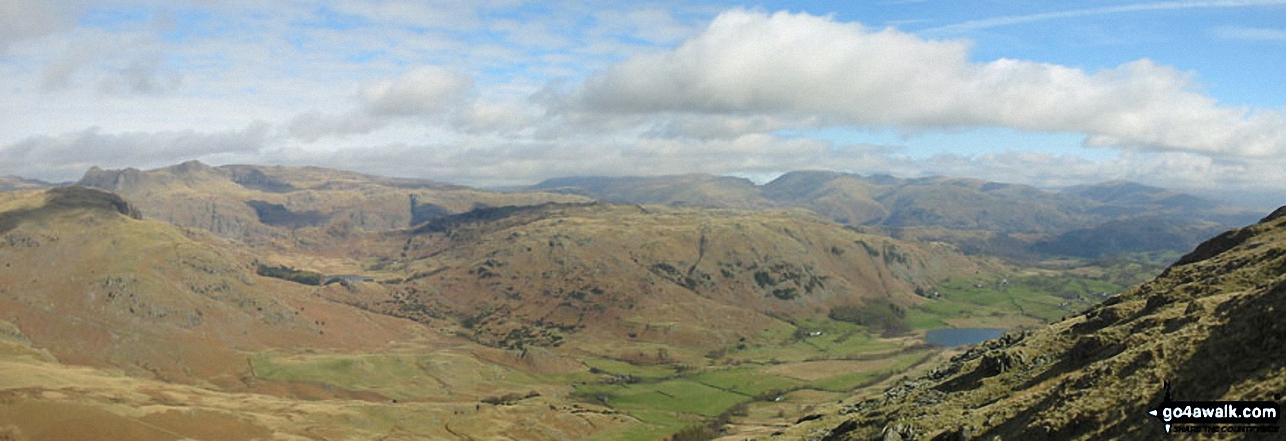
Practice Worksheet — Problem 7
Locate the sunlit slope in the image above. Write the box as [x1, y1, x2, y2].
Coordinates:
[0, 186, 421, 385]
[821, 207, 1286, 440]
[0, 333, 631, 441]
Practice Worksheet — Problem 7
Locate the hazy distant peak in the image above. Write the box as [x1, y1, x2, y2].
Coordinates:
[165, 159, 215, 174]
[78, 165, 144, 191]
[0, 175, 56, 191]
[763, 170, 847, 187]
[1067, 179, 1201, 208]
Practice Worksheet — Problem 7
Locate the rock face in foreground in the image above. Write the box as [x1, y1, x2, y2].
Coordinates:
[824, 207, 1286, 440]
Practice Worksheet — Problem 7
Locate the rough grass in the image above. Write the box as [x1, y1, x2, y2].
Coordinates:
[573, 377, 746, 441]
[582, 357, 681, 380]
[690, 368, 802, 396]
[807, 350, 932, 392]
[250, 351, 542, 401]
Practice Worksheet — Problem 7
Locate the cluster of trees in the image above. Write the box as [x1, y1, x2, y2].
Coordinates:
[255, 263, 323, 286]
[479, 391, 540, 406]
[829, 299, 909, 336]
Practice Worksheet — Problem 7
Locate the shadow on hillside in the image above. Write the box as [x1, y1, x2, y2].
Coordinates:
[1169, 279, 1286, 401]
[0, 186, 141, 235]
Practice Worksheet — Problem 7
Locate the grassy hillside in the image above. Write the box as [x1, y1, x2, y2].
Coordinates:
[362, 203, 988, 351]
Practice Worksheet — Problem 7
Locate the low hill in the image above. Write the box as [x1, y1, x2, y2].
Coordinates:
[818, 207, 1286, 440]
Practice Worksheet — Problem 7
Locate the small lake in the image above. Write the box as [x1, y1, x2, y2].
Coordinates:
[925, 328, 1007, 348]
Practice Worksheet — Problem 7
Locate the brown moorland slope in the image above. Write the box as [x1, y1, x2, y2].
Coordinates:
[0, 186, 425, 385]
[816, 206, 1286, 440]
[346, 203, 990, 354]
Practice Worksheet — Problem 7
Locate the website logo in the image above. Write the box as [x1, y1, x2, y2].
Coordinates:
[1147, 382, 1281, 435]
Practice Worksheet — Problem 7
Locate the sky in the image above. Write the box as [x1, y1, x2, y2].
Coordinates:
[2, 0, 1285, 207]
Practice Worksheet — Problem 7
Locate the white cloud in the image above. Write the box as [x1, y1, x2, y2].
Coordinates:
[0, 0, 84, 53]
[589, 8, 700, 45]
[359, 66, 474, 116]
[98, 56, 183, 94]
[41, 43, 97, 91]
[455, 100, 541, 134]
[282, 110, 385, 142]
[360, 65, 475, 116]
[574, 9, 1286, 157]
[281, 66, 474, 141]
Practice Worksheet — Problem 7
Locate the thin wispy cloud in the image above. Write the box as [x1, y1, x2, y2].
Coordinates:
[923, 0, 1286, 34]
[1212, 25, 1286, 41]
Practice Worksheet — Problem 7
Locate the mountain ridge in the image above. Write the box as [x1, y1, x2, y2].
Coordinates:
[76, 161, 592, 243]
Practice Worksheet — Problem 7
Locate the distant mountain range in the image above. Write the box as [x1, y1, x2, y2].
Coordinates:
[75, 161, 589, 244]
[530, 171, 1263, 259]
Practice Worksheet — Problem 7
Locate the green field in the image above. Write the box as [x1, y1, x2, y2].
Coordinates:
[907, 273, 1128, 328]
[567, 314, 941, 440]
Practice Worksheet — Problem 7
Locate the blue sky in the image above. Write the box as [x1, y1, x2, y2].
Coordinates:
[1, 0, 1284, 207]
